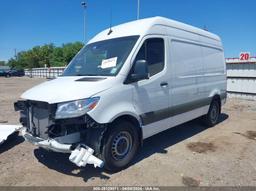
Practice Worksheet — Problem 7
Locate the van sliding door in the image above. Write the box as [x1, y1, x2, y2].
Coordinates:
[170, 39, 204, 113]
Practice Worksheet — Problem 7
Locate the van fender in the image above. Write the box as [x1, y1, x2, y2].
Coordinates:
[208, 89, 227, 109]
[209, 88, 227, 102]
[88, 101, 141, 126]
[209, 89, 222, 99]
[88, 101, 143, 151]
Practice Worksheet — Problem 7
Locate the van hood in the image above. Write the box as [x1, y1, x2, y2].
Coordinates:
[21, 76, 115, 104]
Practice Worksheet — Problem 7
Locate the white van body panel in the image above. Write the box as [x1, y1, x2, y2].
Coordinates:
[142, 106, 209, 139]
[20, 16, 226, 141]
[88, 17, 220, 44]
[88, 82, 141, 124]
[21, 76, 118, 104]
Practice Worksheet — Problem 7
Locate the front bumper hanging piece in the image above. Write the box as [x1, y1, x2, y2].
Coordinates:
[69, 144, 104, 168]
[20, 127, 104, 168]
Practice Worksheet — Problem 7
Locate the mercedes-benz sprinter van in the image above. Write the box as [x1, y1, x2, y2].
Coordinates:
[15, 17, 227, 172]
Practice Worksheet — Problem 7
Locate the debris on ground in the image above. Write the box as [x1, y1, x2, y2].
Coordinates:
[186, 142, 217, 153]
[0, 125, 22, 145]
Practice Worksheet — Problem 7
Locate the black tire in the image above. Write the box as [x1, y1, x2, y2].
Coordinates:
[203, 99, 220, 127]
[101, 120, 139, 172]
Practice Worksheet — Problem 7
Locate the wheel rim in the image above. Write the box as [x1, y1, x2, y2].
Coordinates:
[111, 131, 132, 160]
[210, 103, 219, 123]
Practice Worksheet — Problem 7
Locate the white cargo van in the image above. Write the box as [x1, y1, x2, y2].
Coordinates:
[15, 17, 226, 171]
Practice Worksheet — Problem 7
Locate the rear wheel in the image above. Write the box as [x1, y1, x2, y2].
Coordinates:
[203, 99, 220, 127]
[101, 120, 139, 172]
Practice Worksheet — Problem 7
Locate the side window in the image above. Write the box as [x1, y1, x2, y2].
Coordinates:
[135, 38, 165, 76]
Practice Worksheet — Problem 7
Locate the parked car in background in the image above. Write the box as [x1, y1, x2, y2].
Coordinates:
[0, 68, 25, 77]
[6, 69, 25, 77]
[0, 69, 9, 77]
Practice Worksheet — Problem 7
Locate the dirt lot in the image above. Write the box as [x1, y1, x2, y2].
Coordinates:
[0, 77, 256, 186]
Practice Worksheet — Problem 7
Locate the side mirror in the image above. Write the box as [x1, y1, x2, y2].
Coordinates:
[129, 60, 149, 83]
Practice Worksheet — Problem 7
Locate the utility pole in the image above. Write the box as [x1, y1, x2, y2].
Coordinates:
[81, 1, 87, 44]
[14, 48, 17, 60]
[137, 0, 140, 20]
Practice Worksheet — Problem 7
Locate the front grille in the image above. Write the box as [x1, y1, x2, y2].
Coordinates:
[27, 101, 53, 139]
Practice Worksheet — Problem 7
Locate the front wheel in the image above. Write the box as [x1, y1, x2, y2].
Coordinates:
[203, 99, 220, 127]
[101, 120, 139, 172]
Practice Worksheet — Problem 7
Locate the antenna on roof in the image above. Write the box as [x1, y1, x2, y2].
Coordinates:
[108, 0, 113, 35]
[137, 0, 140, 20]
[203, 25, 208, 31]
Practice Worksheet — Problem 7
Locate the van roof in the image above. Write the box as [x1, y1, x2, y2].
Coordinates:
[89, 16, 221, 44]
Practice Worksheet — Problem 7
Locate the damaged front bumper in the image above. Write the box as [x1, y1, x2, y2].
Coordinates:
[15, 99, 106, 169]
[21, 127, 72, 153]
[21, 127, 104, 168]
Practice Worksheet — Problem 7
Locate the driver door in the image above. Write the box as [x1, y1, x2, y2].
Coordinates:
[131, 37, 170, 138]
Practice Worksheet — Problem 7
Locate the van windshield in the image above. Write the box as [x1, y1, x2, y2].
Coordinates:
[63, 36, 139, 77]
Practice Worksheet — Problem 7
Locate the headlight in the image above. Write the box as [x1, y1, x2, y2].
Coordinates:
[55, 97, 100, 119]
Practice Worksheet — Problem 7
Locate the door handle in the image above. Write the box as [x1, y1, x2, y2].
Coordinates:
[160, 82, 168, 87]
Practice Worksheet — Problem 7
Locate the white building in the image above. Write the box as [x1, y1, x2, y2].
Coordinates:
[226, 56, 256, 100]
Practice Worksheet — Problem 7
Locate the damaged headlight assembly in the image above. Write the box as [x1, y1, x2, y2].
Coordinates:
[55, 97, 100, 119]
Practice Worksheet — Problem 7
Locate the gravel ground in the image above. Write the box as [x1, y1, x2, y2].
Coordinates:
[0, 77, 256, 186]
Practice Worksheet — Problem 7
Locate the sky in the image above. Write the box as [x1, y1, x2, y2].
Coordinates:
[0, 0, 256, 61]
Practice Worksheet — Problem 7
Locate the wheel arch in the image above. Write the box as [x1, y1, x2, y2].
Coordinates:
[209, 89, 222, 110]
[103, 114, 143, 149]
[210, 94, 221, 113]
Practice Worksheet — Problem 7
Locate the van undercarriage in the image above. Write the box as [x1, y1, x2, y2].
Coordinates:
[14, 100, 106, 168]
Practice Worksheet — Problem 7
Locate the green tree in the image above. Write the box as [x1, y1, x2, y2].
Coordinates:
[38, 44, 55, 67]
[7, 42, 84, 69]
[62, 42, 84, 65]
[50, 47, 65, 66]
